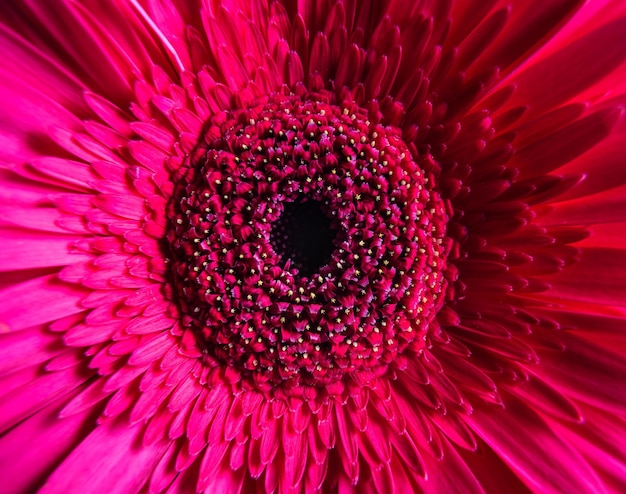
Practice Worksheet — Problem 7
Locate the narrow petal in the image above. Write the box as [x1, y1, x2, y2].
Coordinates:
[467, 397, 606, 494]
[40, 419, 169, 494]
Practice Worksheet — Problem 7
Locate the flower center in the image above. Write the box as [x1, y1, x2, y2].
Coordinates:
[270, 199, 338, 277]
[167, 88, 449, 395]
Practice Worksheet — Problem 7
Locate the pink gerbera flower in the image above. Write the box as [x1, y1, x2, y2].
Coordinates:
[1, 1, 626, 492]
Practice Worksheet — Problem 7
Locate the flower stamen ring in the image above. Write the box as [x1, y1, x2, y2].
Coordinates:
[167, 90, 448, 393]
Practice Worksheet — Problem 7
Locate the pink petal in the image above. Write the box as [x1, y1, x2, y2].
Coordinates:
[40, 419, 169, 494]
[0, 206, 70, 233]
[504, 17, 626, 120]
[0, 229, 92, 271]
[546, 247, 626, 307]
[0, 394, 98, 494]
[467, 397, 606, 494]
[534, 331, 626, 415]
[0, 274, 87, 331]
[0, 325, 60, 375]
[0, 366, 90, 433]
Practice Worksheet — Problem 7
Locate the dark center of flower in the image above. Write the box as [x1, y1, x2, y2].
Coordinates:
[167, 88, 449, 395]
[270, 199, 338, 277]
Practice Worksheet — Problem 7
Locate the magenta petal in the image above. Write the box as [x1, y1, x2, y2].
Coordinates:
[467, 397, 606, 494]
[0, 366, 89, 433]
[506, 17, 626, 119]
[40, 420, 168, 494]
[0, 325, 59, 374]
[547, 248, 626, 307]
[472, 0, 585, 76]
[534, 331, 626, 415]
[0, 274, 87, 331]
[415, 438, 485, 494]
[513, 107, 620, 179]
[0, 230, 92, 271]
[1, 1, 626, 493]
[0, 395, 98, 494]
[0, 206, 71, 233]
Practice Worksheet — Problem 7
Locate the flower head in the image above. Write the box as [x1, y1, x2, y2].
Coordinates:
[167, 89, 448, 395]
[1, 1, 626, 493]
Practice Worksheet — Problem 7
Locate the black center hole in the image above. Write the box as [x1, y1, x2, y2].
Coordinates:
[270, 200, 337, 277]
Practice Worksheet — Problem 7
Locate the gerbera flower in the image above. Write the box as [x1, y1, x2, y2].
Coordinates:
[1, 0, 626, 492]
